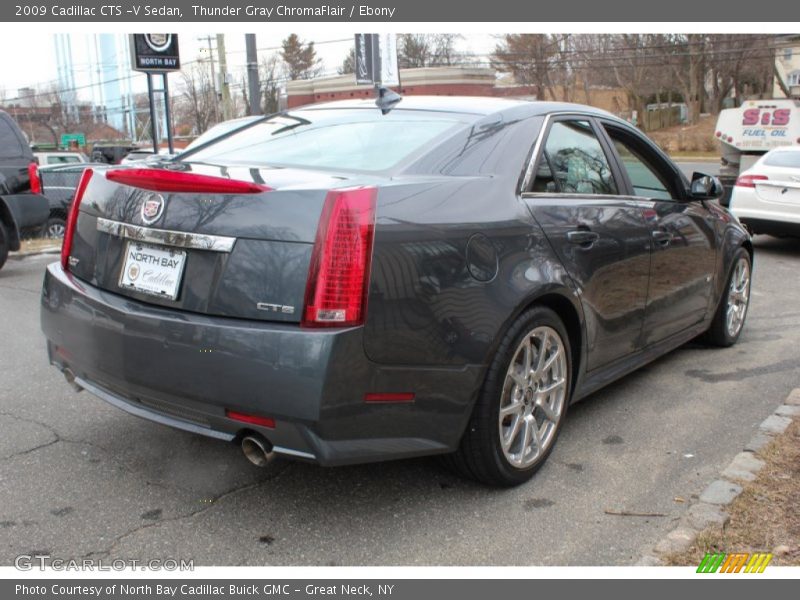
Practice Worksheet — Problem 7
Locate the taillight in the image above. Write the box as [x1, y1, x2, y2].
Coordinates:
[61, 168, 93, 271]
[735, 174, 768, 188]
[28, 162, 42, 194]
[105, 168, 270, 194]
[302, 187, 377, 328]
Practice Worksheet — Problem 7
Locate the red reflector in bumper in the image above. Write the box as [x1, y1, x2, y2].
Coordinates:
[225, 409, 276, 429]
[364, 393, 415, 403]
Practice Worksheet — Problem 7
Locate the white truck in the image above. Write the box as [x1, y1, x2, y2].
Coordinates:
[715, 98, 800, 205]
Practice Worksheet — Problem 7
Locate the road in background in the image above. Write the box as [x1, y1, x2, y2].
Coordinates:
[676, 159, 720, 178]
[1, 235, 799, 566]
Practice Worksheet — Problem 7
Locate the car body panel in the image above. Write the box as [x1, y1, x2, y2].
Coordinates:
[41, 262, 484, 464]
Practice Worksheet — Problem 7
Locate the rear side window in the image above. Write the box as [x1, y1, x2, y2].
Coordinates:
[533, 120, 618, 195]
[763, 151, 800, 168]
[0, 115, 25, 159]
[186, 109, 471, 172]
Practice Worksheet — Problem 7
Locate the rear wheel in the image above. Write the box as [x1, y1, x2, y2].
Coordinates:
[704, 248, 752, 347]
[445, 306, 571, 487]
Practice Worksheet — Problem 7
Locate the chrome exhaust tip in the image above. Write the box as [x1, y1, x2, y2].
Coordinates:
[63, 368, 83, 392]
[241, 434, 275, 467]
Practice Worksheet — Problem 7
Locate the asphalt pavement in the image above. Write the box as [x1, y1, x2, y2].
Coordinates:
[1, 234, 799, 566]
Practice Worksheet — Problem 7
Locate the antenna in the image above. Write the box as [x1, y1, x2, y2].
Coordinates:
[375, 85, 402, 115]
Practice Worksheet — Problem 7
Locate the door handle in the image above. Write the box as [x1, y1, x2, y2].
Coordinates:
[567, 230, 600, 247]
[652, 229, 673, 246]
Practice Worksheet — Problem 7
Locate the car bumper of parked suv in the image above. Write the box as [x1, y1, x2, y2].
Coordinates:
[41, 263, 483, 466]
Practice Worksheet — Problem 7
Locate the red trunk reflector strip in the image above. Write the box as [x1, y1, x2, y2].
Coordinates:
[735, 174, 768, 188]
[225, 409, 276, 429]
[28, 162, 42, 194]
[106, 168, 270, 194]
[61, 168, 94, 271]
[364, 393, 415, 403]
[302, 187, 377, 328]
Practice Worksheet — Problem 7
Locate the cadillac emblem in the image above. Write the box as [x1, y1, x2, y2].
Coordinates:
[141, 193, 165, 225]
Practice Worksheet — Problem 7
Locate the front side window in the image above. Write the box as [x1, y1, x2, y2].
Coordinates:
[533, 120, 618, 195]
[611, 139, 674, 200]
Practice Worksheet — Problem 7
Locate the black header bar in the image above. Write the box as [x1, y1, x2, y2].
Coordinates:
[3, 0, 798, 22]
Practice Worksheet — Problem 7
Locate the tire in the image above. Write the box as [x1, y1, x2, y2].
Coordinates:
[0, 222, 9, 271]
[43, 214, 67, 239]
[444, 306, 572, 487]
[703, 248, 752, 347]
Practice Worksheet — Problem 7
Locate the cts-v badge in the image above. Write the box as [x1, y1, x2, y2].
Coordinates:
[256, 302, 295, 314]
[140, 193, 165, 225]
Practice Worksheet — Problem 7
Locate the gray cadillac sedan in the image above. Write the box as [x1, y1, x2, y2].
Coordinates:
[41, 97, 752, 486]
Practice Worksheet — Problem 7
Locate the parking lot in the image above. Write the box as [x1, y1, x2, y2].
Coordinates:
[1, 232, 799, 566]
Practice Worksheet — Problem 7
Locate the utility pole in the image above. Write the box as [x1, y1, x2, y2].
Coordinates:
[245, 34, 261, 115]
[198, 35, 219, 123]
[216, 34, 233, 121]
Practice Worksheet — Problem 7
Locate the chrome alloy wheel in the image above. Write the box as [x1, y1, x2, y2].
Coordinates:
[726, 257, 750, 338]
[498, 326, 567, 468]
[46, 222, 66, 239]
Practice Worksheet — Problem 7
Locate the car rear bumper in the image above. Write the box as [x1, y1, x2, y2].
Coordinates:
[41, 263, 483, 466]
[730, 186, 800, 230]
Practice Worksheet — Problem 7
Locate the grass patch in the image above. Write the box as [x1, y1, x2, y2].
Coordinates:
[664, 418, 800, 566]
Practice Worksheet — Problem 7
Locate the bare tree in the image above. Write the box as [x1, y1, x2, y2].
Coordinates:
[605, 34, 667, 127]
[177, 62, 218, 135]
[663, 34, 707, 125]
[259, 54, 283, 115]
[491, 34, 560, 100]
[398, 34, 464, 68]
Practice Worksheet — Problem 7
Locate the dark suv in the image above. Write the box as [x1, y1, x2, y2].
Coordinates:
[0, 110, 49, 270]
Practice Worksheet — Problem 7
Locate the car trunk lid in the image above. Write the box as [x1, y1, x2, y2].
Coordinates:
[67, 162, 374, 324]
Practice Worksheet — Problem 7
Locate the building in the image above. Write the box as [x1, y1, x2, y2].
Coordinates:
[54, 33, 136, 134]
[773, 35, 800, 98]
[285, 66, 631, 117]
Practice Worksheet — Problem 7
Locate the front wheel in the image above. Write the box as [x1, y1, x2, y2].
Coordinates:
[704, 248, 752, 347]
[445, 306, 571, 487]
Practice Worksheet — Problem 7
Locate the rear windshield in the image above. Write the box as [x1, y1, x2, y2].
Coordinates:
[763, 151, 800, 169]
[183, 109, 471, 172]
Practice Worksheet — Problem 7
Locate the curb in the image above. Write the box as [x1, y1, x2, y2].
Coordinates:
[10, 248, 61, 260]
[636, 388, 800, 565]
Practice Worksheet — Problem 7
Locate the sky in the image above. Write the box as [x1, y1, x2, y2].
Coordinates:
[0, 32, 497, 103]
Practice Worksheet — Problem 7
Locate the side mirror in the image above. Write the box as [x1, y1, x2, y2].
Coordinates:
[690, 173, 724, 200]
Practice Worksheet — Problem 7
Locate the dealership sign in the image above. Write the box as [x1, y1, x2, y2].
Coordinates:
[129, 34, 180, 72]
[354, 33, 399, 86]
